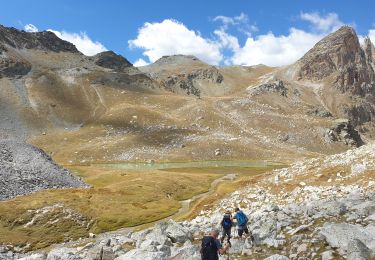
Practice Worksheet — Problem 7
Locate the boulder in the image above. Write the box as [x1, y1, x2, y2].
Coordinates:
[170, 244, 200, 260]
[115, 249, 167, 260]
[251, 215, 285, 247]
[46, 248, 80, 260]
[18, 253, 47, 260]
[321, 250, 334, 260]
[149, 220, 192, 244]
[347, 239, 371, 260]
[319, 223, 375, 255]
[264, 254, 290, 260]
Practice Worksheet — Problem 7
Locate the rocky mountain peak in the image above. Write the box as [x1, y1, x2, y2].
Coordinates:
[363, 37, 375, 63]
[154, 54, 202, 65]
[93, 51, 133, 71]
[0, 25, 78, 53]
[297, 26, 363, 81]
[296, 26, 375, 95]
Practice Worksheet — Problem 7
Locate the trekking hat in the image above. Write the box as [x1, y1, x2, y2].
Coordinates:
[225, 210, 231, 214]
[235, 207, 240, 212]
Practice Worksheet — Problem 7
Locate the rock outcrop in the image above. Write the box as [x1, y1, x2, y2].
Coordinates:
[0, 47, 31, 77]
[248, 80, 288, 96]
[297, 26, 375, 95]
[0, 25, 78, 53]
[161, 66, 223, 97]
[141, 55, 224, 97]
[0, 140, 88, 200]
[324, 119, 363, 147]
[0, 25, 79, 78]
[296, 26, 375, 126]
[363, 37, 374, 64]
[93, 51, 133, 71]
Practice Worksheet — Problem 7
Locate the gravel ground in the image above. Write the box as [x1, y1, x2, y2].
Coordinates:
[0, 139, 88, 200]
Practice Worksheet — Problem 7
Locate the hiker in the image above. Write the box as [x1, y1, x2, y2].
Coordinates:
[220, 210, 233, 246]
[201, 229, 230, 260]
[233, 207, 249, 239]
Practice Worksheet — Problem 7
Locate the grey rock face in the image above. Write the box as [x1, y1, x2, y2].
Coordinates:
[162, 66, 223, 97]
[363, 37, 374, 64]
[307, 106, 332, 118]
[296, 26, 375, 125]
[93, 51, 132, 72]
[0, 48, 31, 78]
[324, 119, 363, 147]
[248, 80, 288, 97]
[297, 26, 374, 89]
[0, 140, 88, 200]
[0, 25, 78, 53]
[347, 239, 371, 260]
[319, 223, 375, 255]
[153, 55, 200, 65]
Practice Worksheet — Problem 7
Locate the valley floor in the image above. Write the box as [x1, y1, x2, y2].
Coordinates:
[2, 143, 374, 259]
[0, 160, 278, 253]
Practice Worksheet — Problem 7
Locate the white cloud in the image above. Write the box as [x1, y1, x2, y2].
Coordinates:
[128, 19, 222, 64]
[133, 58, 149, 67]
[230, 28, 322, 66]
[24, 24, 38, 33]
[369, 29, 375, 44]
[225, 12, 344, 66]
[300, 12, 343, 33]
[213, 13, 249, 29]
[130, 12, 347, 67]
[213, 13, 258, 37]
[48, 30, 107, 56]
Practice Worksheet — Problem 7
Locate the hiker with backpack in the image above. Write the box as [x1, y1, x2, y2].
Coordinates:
[220, 210, 233, 246]
[233, 207, 249, 239]
[201, 229, 230, 260]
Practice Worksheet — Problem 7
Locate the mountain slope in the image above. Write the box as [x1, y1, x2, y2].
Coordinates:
[0, 25, 374, 164]
[290, 26, 375, 126]
[0, 26, 161, 139]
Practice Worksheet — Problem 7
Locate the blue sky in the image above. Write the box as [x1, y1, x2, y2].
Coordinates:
[1, 0, 375, 66]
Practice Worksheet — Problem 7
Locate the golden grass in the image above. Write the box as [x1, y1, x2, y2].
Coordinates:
[0, 165, 219, 250]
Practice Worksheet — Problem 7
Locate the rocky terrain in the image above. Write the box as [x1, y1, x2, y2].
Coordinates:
[0, 140, 87, 200]
[290, 26, 375, 127]
[140, 55, 225, 97]
[6, 142, 374, 259]
[1, 24, 375, 259]
[1, 25, 374, 164]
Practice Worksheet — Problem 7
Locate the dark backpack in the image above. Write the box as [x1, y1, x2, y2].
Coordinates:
[201, 236, 218, 260]
[222, 215, 232, 230]
[236, 211, 248, 226]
